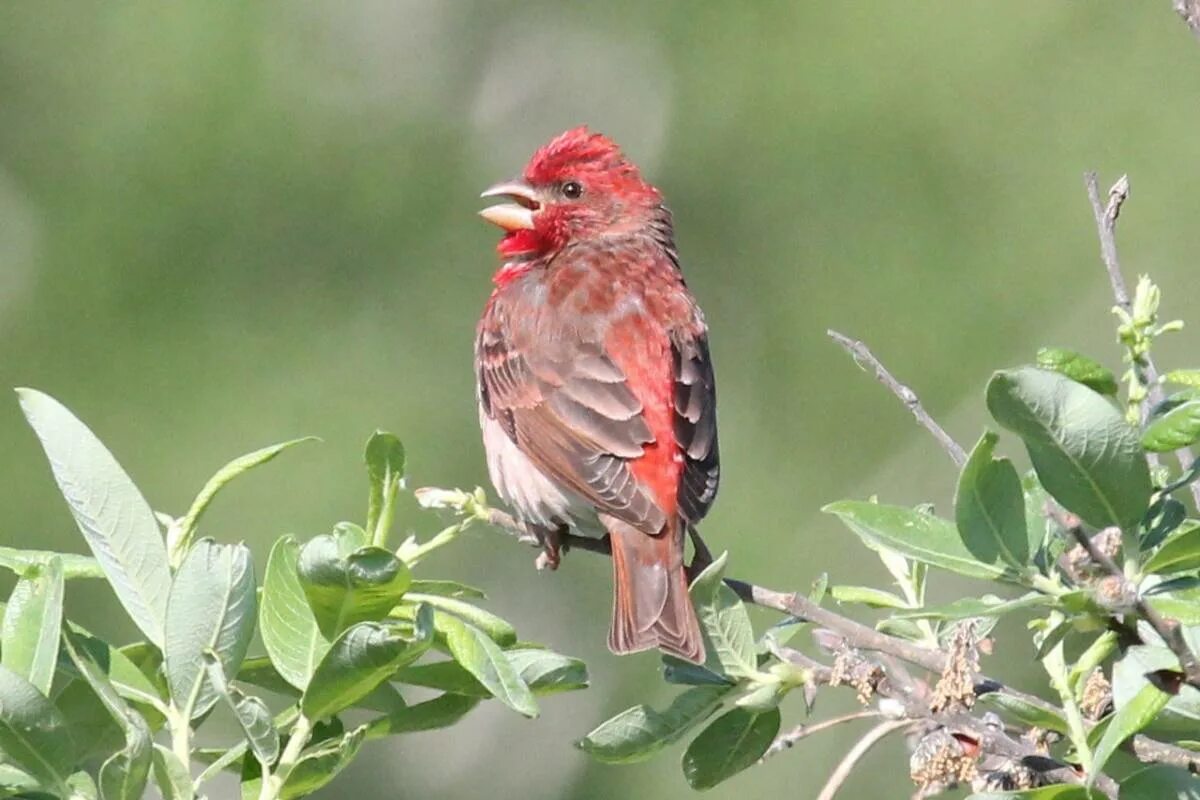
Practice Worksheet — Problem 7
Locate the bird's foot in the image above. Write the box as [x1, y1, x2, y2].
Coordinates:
[533, 523, 567, 571]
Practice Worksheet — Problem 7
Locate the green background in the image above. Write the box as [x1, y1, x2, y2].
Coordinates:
[2, 2, 1198, 798]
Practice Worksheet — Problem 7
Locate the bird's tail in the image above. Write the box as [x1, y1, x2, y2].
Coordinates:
[605, 515, 705, 664]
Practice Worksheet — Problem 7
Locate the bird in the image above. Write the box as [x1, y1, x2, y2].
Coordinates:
[474, 126, 719, 663]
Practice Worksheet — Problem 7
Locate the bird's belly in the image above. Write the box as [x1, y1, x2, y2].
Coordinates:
[480, 411, 604, 537]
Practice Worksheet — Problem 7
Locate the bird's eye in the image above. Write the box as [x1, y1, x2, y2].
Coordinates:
[561, 180, 583, 199]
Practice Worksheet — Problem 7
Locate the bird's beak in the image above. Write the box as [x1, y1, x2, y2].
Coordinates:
[479, 181, 539, 231]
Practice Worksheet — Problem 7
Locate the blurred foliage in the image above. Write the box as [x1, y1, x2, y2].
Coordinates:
[2, 2, 1200, 798]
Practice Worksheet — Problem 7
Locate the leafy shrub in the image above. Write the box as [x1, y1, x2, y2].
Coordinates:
[0, 394, 584, 800]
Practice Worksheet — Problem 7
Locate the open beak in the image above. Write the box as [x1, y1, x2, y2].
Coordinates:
[479, 181, 539, 231]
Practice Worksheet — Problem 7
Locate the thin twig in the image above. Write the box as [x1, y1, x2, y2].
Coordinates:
[1085, 172, 1200, 507]
[826, 330, 967, 467]
[815, 720, 911, 800]
[760, 710, 880, 763]
[1053, 507, 1200, 690]
[1085, 172, 1132, 314]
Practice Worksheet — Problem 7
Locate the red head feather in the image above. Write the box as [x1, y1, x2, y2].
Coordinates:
[523, 126, 657, 202]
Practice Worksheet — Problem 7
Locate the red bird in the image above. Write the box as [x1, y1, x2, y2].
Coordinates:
[475, 127, 719, 663]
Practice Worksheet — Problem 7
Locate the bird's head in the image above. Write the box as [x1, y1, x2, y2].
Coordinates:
[479, 126, 662, 259]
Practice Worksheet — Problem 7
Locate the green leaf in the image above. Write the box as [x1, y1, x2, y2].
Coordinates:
[986, 368, 1152, 531]
[407, 580, 486, 600]
[502, 648, 589, 695]
[365, 431, 406, 541]
[735, 679, 786, 712]
[279, 725, 365, 800]
[1144, 499, 1187, 551]
[978, 690, 1069, 734]
[1091, 683, 1171, 777]
[1122, 765, 1200, 800]
[689, 554, 757, 679]
[0, 547, 103, 581]
[261, 536, 330, 691]
[238, 655, 406, 716]
[63, 629, 167, 720]
[1144, 401, 1200, 453]
[681, 706, 780, 790]
[1036, 348, 1119, 396]
[51, 678, 132, 766]
[99, 748, 149, 800]
[393, 660, 488, 696]
[439, 612, 537, 718]
[956, 431, 1034, 570]
[61, 631, 151, 800]
[297, 529, 412, 640]
[150, 744, 191, 800]
[1024, 473, 1065, 573]
[67, 771, 99, 800]
[662, 655, 733, 687]
[400, 593, 516, 647]
[1147, 584, 1200, 625]
[967, 786, 1104, 799]
[1163, 370, 1200, 388]
[2, 557, 64, 695]
[362, 693, 480, 738]
[0, 665, 74, 795]
[1145, 522, 1200, 574]
[0, 764, 38, 795]
[203, 651, 279, 765]
[396, 649, 586, 698]
[164, 539, 256, 719]
[16, 388, 171, 647]
[578, 685, 731, 764]
[824, 501, 1007, 580]
[894, 592, 1057, 621]
[829, 584, 910, 609]
[302, 615, 432, 721]
[173, 437, 317, 564]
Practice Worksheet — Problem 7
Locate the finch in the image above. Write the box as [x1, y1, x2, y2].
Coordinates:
[475, 127, 719, 663]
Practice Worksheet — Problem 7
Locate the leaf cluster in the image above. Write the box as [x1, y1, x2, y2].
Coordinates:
[0, 396, 585, 800]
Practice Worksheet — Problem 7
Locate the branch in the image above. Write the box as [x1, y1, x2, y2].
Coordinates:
[827, 330, 967, 467]
[760, 710, 879, 763]
[1053, 507, 1200, 690]
[1176, 0, 1200, 41]
[1084, 172, 1200, 508]
[815, 720, 911, 800]
[1085, 172, 1132, 315]
[473, 503, 1196, 780]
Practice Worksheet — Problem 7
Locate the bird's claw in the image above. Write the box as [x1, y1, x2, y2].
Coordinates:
[533, 523, 566, 571]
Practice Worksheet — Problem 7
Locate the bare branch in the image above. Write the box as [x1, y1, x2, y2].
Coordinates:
[1052, 506, 1200, 690]
[1176, 0, 1200, 40]
[1084, 172, 1200, 507]
[1085, 172, 1132, 314]
[760, 710, 879, 763]
[827, 330, 967, 467]
[816, 720, 911, 800]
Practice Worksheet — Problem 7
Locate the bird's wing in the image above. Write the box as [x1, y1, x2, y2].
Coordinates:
[477, 299, 669, 534]
[672, 329, 720, 523]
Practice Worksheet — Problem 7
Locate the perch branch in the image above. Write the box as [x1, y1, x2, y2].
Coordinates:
[1085, 172, 1200, 507]
[478, 505, 1197, 782]
[826, 330, 967, 467]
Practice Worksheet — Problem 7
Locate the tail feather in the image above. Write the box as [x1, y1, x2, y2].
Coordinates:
[605, 516, 704, 664]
